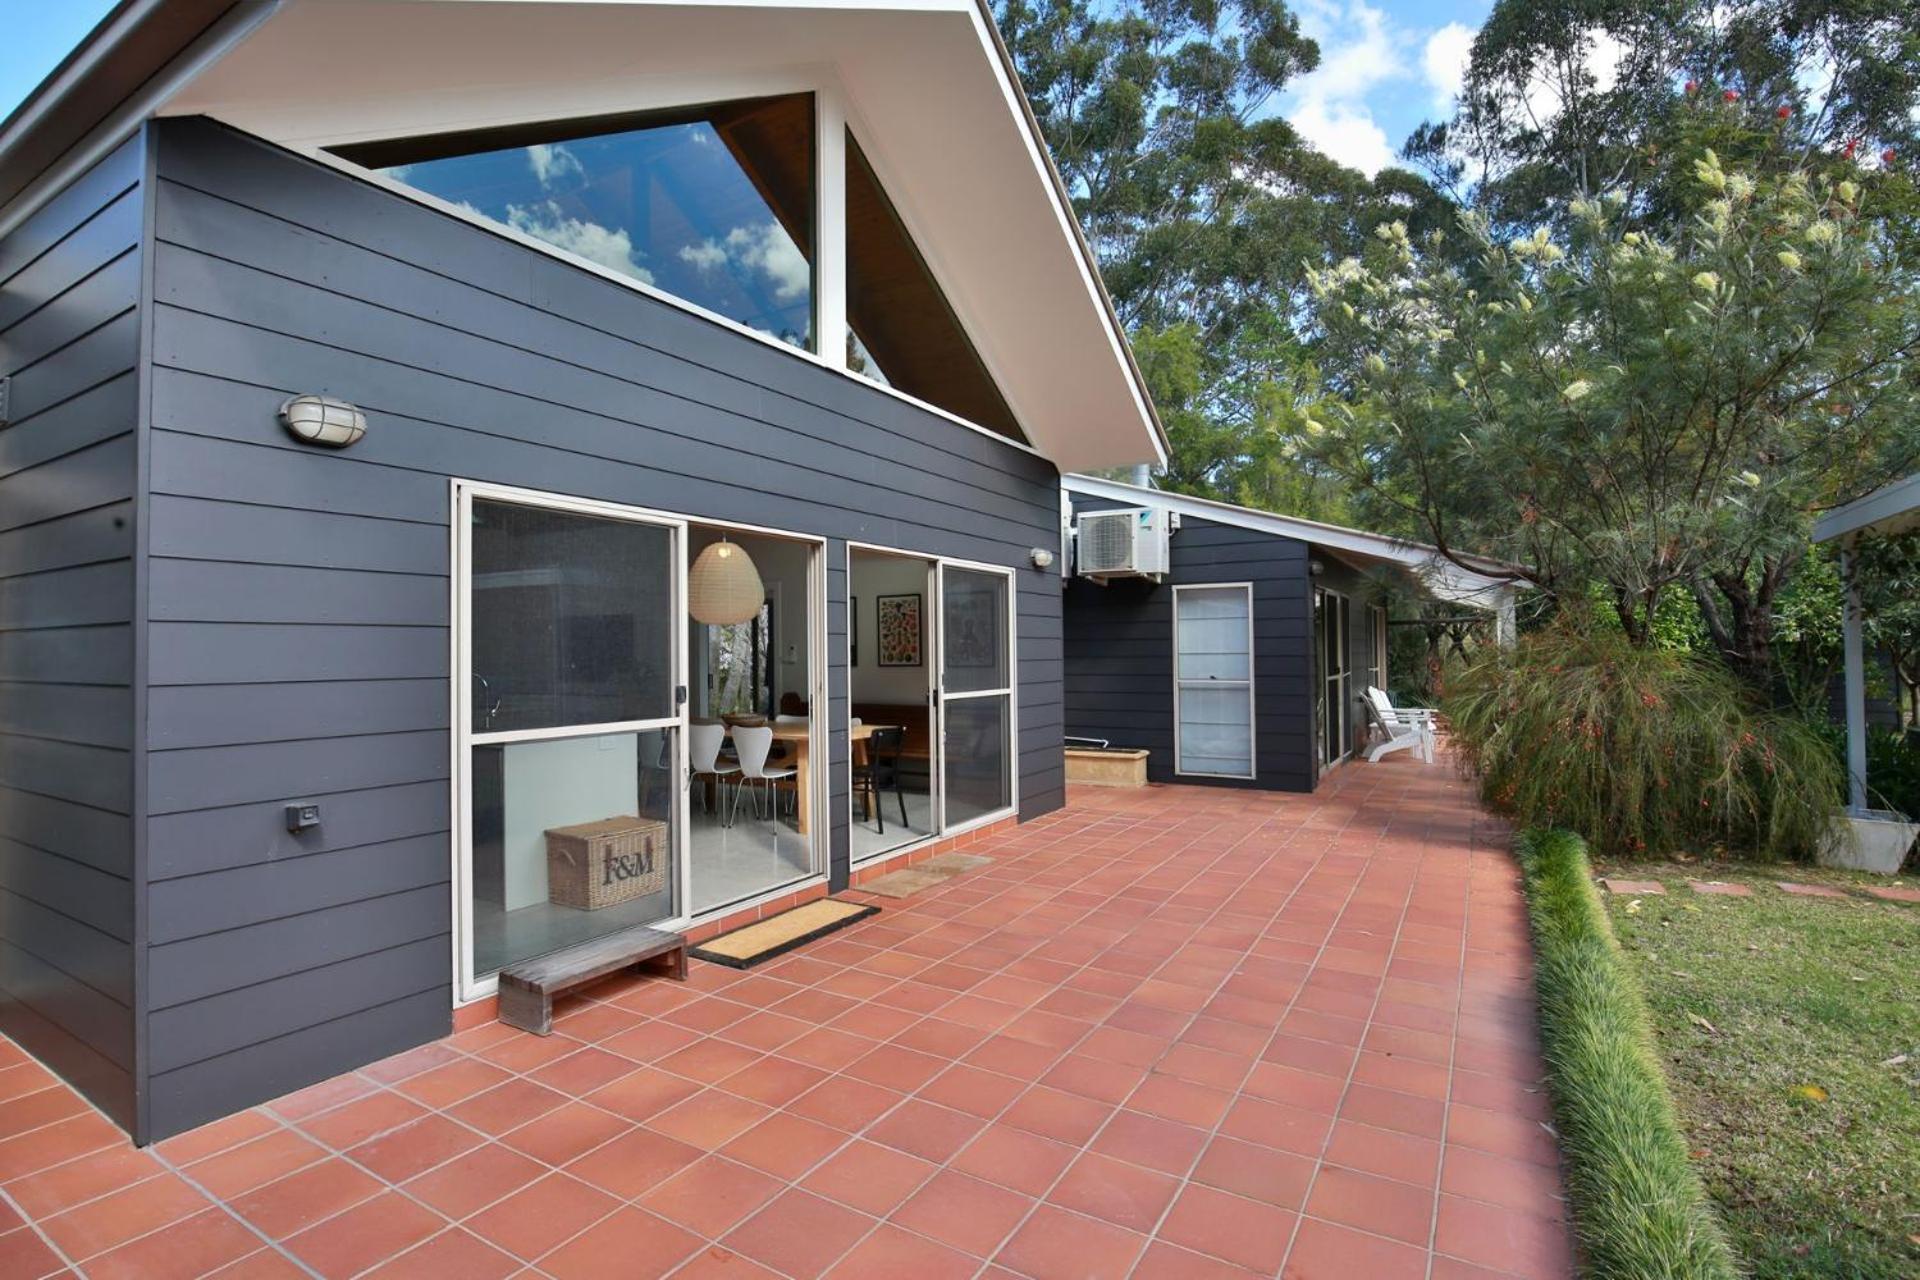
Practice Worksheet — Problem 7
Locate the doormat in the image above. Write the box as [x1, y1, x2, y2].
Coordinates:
[690, 899, 880, 969]
[861, 852, 992, 899]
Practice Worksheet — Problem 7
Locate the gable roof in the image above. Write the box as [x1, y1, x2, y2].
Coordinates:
[1064, 473, 1524, 611]
[0, 0, 1166, 472]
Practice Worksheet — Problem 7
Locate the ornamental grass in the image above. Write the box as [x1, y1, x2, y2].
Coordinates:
[1447, 617, 1838, 860]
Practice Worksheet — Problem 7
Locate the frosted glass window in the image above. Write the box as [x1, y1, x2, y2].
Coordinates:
[1175, 585, 1254, 778]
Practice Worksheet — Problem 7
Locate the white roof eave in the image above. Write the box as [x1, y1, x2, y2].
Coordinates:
[1065, 473, 1524, 612]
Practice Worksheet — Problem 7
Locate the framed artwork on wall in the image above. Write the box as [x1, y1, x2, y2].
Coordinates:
[877, 593, 922, 667]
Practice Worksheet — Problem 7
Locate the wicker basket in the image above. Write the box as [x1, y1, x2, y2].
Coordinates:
[545, 816, 668, 910]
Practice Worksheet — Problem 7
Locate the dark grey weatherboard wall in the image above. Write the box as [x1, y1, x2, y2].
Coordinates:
[0, 136, 143, 1130]
[137, 117, 1063, 1140]
[1063, 497, 1316, 792]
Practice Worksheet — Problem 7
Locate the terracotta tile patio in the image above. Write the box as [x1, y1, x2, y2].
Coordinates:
[0, 762, 1571, 1279]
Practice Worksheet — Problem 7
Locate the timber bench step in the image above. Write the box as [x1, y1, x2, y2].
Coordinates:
[497, 924, 687, 1036]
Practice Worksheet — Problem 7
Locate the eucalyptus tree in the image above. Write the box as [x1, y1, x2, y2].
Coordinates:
[993, 0, 1451, 498]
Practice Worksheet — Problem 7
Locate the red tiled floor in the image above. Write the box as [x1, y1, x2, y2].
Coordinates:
[0, 769, 1566, 1277]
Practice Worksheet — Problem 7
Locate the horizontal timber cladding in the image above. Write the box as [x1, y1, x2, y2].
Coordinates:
[0, 134, 143, 1131]
[137, 116, 1064, 1139]
[1063, 496, 1317, 793]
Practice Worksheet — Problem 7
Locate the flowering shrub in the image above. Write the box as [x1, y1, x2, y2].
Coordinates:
[1296, 128, 1917, 663]
[1446, 617, 1840, 860]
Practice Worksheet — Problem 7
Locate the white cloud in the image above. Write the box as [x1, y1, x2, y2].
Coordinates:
[505, 201, 653, 283]
[1290, 99, 1398, 177]
[1422, 22, 1474, 111]
[679, 221, 811, 301]
[1283, 1, 1407, 176]
[526, 143, 583, 187]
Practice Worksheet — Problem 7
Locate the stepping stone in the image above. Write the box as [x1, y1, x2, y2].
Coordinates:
[1775, 882, 1848, 899]
[1864, 886, 1920, 903]
[1600, 878, 1664, 895]
[1688, 881, 1752, 897]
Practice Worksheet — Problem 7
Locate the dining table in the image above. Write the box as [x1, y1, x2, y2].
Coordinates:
[702, 721, 898, 836]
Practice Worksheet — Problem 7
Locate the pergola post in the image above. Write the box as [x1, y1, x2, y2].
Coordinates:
[1840, 545, 1869, 813]
[1495, 588, 1517, 650]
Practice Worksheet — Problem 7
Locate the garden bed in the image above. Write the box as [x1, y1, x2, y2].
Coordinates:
[1598, 859, 1920, 1279]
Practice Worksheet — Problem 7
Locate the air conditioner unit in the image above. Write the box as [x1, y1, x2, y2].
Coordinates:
[1075, 507, 1172, 580]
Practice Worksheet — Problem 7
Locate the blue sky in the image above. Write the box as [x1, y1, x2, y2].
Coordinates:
[0, 1, 118, 122]
[1, 0, 1488, 176]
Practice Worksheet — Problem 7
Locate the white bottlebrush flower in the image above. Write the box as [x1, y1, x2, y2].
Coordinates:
[1805, 221, 1838, 246]
[1724, 173, 1754, 201]
[1693, 150, 1726, 191]
[1777, 250, 1803, 271]
[1301, 417, 1326, 437]
[1836, 180, 1859, 205]
[1737, 470, 1762, 487]
[1692, 271, 1721, 292]
[1561, 379, 1593, 402]
[1364, 354, 1387, 375]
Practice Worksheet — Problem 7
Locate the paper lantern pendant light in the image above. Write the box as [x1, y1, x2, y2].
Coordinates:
[688, 538, 764, 625]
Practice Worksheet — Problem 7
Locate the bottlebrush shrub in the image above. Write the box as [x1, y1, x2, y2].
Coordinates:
[1446, 618, 1840, 859]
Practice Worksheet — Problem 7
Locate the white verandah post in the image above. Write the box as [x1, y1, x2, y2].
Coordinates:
[1840, 545, 1870, 813]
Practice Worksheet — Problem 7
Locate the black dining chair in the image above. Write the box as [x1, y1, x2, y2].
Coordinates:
[853, 726, 910, 834]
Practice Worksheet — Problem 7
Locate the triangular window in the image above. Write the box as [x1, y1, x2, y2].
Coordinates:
[845, 133, 1024, 443]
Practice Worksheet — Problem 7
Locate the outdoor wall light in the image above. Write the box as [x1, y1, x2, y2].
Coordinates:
[279, 394, 368, 448]
[1030, 547, 1056, 570]
[1309, 559, 1325, 575]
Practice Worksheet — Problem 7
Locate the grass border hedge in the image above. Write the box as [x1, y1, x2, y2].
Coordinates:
[1515, 829, 1740, 1280]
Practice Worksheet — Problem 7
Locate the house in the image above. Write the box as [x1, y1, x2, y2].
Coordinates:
[1061, 474, 1517, 792]
[0, 0, 1164, 1143]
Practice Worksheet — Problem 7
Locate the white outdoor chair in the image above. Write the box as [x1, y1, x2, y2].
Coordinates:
[1364, 686, 1438, 764]
[689, 722, 740, 821]
[730, 725, 797, 831]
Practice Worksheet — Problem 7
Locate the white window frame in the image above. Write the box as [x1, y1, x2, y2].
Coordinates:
[935, 560, 1020, 834]
[1171, 582, 1257, 781]
[449, 479, 829, 1004]
[1316, 586, 1353, 771]
[1369, 603, 1389, 694]
[844, 542, 1022, 867]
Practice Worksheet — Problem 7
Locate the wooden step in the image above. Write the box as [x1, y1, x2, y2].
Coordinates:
[497, 924, 687, 1036]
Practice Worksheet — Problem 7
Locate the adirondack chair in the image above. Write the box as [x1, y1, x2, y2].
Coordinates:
[1363, 686, 1438, 764]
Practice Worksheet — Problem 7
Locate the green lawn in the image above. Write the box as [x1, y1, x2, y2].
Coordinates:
[1596, 862, 1920, 1279]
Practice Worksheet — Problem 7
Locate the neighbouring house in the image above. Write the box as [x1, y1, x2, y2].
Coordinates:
[1061, 474, 1518, 792]
[0, 0, 1165, 1143]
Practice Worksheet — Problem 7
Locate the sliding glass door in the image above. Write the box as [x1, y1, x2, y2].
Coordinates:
[458, 488, 685, 996]
[1315, 587, 1351, 770]
[1173, 584, 1256, 778]
[937, 564, 1015, 829]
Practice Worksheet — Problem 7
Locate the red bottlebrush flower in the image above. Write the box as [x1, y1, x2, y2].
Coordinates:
[1685, 80, 1698, 94]
[1844, 138, 1859, 158]
[1775, 105, 1791, 120]
[1884, 148, 1898, 165]
[1723, 89, 1739, 102]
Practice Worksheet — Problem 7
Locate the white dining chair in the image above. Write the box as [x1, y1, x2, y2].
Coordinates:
[689, 722, 739, 821]
[730, 725, 797, 831]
